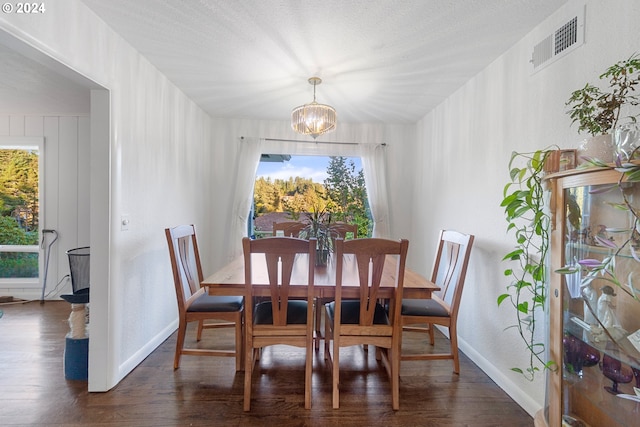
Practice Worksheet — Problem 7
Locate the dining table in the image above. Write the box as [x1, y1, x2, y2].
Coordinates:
[201, 252, 439, 299]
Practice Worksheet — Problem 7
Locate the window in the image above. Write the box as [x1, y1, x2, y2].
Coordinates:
[251, 155, 372, 238]
[0, 137, 43, 285]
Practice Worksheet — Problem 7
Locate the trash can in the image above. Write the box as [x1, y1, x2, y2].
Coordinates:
[61, 247, 90, 380]
[61, 247, 90, 305]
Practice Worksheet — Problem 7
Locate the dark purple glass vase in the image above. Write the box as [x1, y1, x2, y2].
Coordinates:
[563, 334, 600, 377]
[633, 367, 640, 388]
[600, 353, 633, 394]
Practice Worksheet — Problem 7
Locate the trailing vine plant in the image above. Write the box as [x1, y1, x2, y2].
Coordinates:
[498, 149, 557, 380]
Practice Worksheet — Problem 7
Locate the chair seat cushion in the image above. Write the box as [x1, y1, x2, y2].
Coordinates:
[254, 299, 308, 324]
[326, 300, 389, 325]
[401, 298, 449, 317]
[188, 295, 244, 312]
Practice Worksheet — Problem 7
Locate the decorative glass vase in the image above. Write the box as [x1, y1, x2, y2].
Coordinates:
[614, 122, 640, 162]
[600, 352, 633, 394]
[577, 134, 614, 164]
[563, 334, 600, 378]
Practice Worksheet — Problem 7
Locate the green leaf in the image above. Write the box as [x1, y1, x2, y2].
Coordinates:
[517, 302, 529, 314]
[497, 294, 510, 306]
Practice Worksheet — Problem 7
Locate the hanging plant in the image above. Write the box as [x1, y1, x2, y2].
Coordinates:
[498, 149, 557, 380]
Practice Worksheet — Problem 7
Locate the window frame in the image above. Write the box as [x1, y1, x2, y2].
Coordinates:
[0, 137, 45, 288]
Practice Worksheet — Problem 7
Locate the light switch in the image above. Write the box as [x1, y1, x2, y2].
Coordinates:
[121, 214, 130, 231]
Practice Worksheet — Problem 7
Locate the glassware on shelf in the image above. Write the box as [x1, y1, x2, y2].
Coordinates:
[563, 334, 600, 377]
[614, 122, 640, 162]
[600, 352, 634, 395]
[633, 367, 640, 389]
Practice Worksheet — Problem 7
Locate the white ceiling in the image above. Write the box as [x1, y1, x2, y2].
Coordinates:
[0, 43, 90, 115]
[1, 1, 568, 121]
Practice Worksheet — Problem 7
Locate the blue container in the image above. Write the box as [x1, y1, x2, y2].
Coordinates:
[64, 336, 88, 380]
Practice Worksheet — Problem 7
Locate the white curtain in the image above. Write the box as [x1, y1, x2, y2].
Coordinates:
[360, 143, 390, 238]
[227, 138, 390, 258]
[228, 137, 263, 259]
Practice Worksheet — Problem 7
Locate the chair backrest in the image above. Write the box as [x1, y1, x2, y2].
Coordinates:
[430, 230, 474, 318]
[243, 236, 316, 326]
[330, 222, 358, 240]
[272, 221, 307, 237]
[334, 238, 409, 331]
[165, 225, 203, 314]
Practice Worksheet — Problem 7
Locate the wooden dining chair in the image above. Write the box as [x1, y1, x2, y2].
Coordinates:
[400, 230, 474, 374]
[314, 221, 359, 349]
[242, 236, 316, 411]
[272, 221, 306, 237]
[330, 222, 358, 240]
[324, 237, 409, 410]
[165, 225, 244, 371]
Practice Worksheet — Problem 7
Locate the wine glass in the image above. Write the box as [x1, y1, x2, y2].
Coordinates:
[600, 353, 634, 394]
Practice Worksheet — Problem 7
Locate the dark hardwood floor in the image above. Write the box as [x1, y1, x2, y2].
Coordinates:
[0, 301, 532, 426]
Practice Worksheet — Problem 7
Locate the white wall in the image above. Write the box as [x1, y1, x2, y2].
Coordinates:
[410, 0, 640, 415]
[4, 0, 638, 416]
[0, 115, 90, 300]
[0, 1, 215, 391]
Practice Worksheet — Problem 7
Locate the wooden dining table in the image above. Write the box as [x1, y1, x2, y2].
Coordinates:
[202, 252, 439, 299]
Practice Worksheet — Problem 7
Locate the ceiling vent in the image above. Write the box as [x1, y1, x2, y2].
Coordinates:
[530, 5, 585, 74]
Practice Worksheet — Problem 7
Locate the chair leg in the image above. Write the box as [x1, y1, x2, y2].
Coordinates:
[243, 341, 253, 411]
[174, 321, 187, 369]
[324, 310, 331, 360]
[428, 322, 435, 345]
[235, 315, 243, 372]
[450, 325, 460, 374]
[391, 338, 400, 410]
[315, 298, 321, 350]
[332, 339, 340, 409]
[305, 339, 313, 409]
[196, 320, 204, 341]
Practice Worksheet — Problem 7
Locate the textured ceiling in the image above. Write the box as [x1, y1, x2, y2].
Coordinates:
[1, 1, 567, 121]
[79, 0, 566, 124]
[0, 43, 90, 115]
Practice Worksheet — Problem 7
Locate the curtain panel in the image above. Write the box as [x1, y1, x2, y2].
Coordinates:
[228, 137, 390, 258]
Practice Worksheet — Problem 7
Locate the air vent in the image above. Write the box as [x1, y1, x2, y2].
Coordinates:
[530, 5, 585, 73]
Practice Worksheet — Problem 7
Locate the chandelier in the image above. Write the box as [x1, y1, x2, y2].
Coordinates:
[291, 77, 337, 139]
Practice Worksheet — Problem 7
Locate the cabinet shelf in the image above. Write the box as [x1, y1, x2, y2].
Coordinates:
[564, 317, 640, 370]
[540, 167, 640, 427]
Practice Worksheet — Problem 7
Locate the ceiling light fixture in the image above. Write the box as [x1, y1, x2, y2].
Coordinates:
[291, 77, 336, 139]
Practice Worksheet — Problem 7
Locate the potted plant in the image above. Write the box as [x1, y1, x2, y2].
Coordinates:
[565, 53, 640, 162]
[298, 204, 339, 266]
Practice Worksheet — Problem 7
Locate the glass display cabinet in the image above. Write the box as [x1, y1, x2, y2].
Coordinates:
[537, 166, 640, 427]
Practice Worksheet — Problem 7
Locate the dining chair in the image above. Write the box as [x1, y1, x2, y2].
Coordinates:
[272, 221, 306, 237]
[400, 229, 474, 374]
[330, 222, 358, 240]
[324, 237, 409, 410]
[242, 236, 316, 411]
[165, 225, 244, 370]
[314, 221, 359, 349]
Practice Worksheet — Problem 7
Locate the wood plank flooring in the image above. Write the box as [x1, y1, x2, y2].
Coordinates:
[0, 301, 533, 426]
